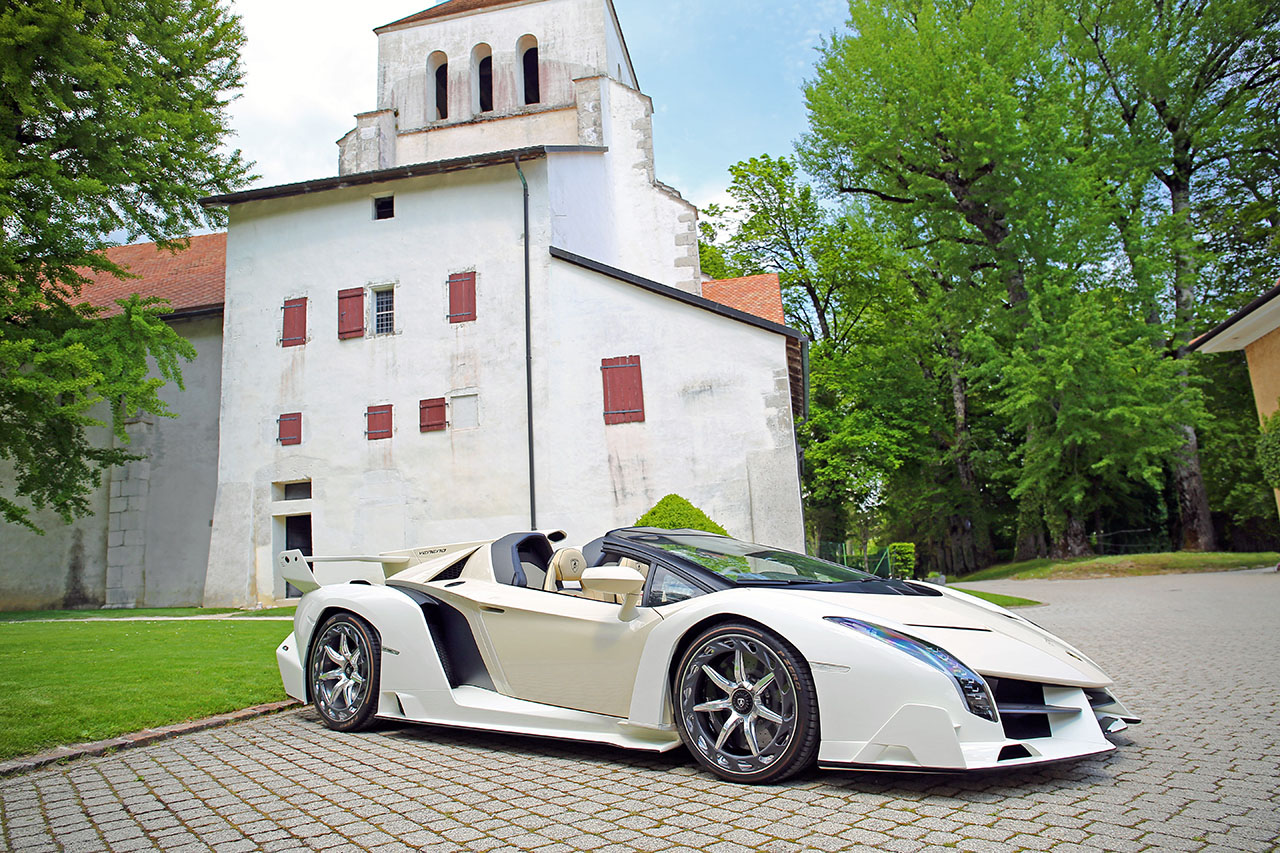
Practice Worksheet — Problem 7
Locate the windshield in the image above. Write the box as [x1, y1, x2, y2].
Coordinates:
[633, 531, 877, 585]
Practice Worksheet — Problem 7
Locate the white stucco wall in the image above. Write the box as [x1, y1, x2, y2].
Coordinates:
[139, 315, 222, 606]
[0, 428, 111, 611]
[205, 164, 541, 606]
[548, 82, 701, 293]
[535, 260, 804, 550]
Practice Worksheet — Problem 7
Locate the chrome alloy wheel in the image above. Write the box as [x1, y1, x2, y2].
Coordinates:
[312, 621, 371, 724]
[678, 632, 798, 775]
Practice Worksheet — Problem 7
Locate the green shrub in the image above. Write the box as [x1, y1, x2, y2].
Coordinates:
[887, 542, 916, 578]
[1257, 408, 1280, 490]
[634, 494, 729, 535]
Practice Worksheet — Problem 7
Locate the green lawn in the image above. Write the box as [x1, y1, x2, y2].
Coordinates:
[0, 607, 237, 623]
[0, 621, 289, 761]
[956, 551, 1279, 583]
[949, 587, 1041, 608]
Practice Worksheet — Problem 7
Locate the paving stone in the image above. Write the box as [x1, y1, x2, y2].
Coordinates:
[1, 571, 1278, 853]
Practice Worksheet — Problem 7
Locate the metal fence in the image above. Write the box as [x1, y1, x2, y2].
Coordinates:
[815, 542, 902, 578]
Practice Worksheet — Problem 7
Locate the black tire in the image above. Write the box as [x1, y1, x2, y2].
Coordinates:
[672, 622, 819, 784]
[308, 612, 381, 731]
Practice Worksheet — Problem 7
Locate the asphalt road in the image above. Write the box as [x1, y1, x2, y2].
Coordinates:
[2, 569, 1277, 852]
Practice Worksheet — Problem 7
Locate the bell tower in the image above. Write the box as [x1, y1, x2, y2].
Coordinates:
[338, 0, 640, 174]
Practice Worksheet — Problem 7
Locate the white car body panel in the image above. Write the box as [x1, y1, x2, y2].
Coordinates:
[276, 528, 1138, 775]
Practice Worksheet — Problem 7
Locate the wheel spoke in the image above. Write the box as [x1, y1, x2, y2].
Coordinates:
[714, 714, 743, 750]
[701, 664, 737, 695]
[317, 669, 342, 682]
[733, 645, 747, 685]
[756, 705, 785, 724]
[692, 698, 731, 713]
[751, 671, 775, 695]
[324, 645, 344, 665]
[743, 716, 762, 756]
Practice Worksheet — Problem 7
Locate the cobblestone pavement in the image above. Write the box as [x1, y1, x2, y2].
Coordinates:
[2, 570, 1277, 853]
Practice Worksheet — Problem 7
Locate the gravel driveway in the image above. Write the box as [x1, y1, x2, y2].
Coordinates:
[2, 569, 1277, 852]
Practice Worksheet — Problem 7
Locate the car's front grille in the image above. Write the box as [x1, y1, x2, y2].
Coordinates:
[991, 678, 1052, 740]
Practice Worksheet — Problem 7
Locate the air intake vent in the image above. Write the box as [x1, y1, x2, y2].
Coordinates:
[434, 561, 465, 581]
[998, 744, 1032, 761]
[994, 679, 1052, 740]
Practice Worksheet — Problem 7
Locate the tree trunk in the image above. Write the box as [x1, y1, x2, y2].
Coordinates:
[1014, 497, 1048, 562]
[1050, 514, 1094, 559]
[1166, 145, 1217, 552]
[1174, 423, 1217, 550]
[946, 346, 997, 568]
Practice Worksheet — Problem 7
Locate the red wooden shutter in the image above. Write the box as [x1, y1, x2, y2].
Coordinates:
[338, 288, 365, 339]
[448, 272, 476, 323]
[601, 356, 644, 424]
[419, 397, 447, 431]
[282, 298, 307, 347]
[366, 404, 392, 440]
[278, 412, 302, 445]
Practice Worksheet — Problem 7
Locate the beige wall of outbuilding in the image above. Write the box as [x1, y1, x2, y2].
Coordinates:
[1244, 325, 1280, 517]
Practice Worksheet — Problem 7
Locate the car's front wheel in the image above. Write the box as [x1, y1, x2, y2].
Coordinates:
[308, 612, 380, 731]
[673, 622, 819, 784]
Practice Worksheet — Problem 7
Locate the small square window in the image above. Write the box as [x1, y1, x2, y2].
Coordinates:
[373, 288, 395, 335]
[373, 196, 394, 220]
[282, 481, 312, 500]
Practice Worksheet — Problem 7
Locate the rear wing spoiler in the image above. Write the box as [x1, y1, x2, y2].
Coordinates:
[277, 551, 410, 594]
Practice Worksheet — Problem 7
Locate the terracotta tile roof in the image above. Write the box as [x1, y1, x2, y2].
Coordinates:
[702, 274, 786, 325]
[377, 0, 526, 31]
[79, 233, 226, 317]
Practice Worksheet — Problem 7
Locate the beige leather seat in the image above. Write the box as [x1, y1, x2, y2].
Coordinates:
[545, 548, 618, 602]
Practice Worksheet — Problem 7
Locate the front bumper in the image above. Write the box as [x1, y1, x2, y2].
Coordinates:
[815, 681, 1139, 773]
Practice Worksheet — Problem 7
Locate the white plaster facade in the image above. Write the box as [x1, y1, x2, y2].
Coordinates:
[202, 0, 805, 606]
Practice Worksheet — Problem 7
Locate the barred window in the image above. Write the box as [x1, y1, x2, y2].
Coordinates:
[373, 288, 395, 335]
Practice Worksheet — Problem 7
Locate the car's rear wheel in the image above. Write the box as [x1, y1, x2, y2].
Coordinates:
[673, 622, 819, 784]
[309, 612, 380, 731]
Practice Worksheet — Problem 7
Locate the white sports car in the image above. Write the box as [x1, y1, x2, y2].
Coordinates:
[276, 527, 1138, 784]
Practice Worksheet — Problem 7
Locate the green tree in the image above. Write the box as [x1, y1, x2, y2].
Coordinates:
[0, 0, 249, 531]
[1064, 0, 1280, 549]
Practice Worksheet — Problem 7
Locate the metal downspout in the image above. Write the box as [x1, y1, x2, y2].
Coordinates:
[514, 155, 536, 528]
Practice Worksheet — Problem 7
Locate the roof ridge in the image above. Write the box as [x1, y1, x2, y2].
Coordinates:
[377, 0, 535, 32]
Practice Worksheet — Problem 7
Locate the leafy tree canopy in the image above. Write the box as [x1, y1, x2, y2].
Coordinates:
[0, 0, 250, 531]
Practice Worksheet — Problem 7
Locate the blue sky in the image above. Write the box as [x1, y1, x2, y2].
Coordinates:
[227, 0, 849, 209]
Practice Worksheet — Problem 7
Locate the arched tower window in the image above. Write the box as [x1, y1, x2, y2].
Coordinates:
[517, 35, 540, 106]
[428, 51, 448, 120]
[472, 44, 493, 114]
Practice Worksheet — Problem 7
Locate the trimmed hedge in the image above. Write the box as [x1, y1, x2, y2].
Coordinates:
[634, 494, 729, 536]
[887, 542, 916, 578]
[1258, 408, 1280, 490]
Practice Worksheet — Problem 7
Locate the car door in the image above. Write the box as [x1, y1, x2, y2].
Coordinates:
[465, 571, 663, 719]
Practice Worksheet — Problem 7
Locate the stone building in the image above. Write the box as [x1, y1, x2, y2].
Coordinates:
[0, 0, 806, 610]
[0, 235, 226, 610]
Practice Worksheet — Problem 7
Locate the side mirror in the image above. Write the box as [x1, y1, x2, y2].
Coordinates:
[580, 565, 645, 596]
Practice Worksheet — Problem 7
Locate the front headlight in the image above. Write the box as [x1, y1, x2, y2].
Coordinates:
[824, 616, 998, 723]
